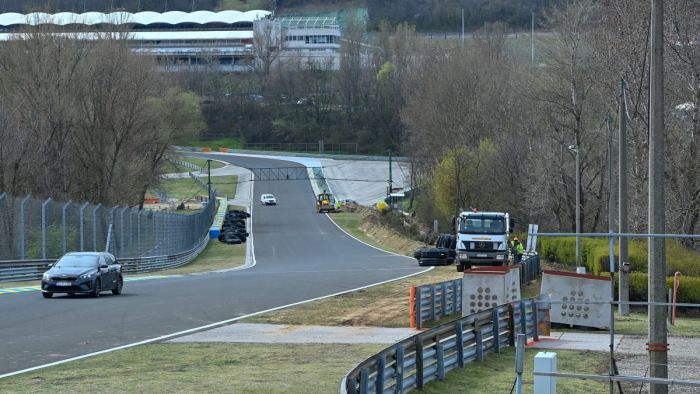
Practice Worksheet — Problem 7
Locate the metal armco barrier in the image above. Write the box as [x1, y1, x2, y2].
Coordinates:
[0, 236, 210, 283]
[344, 299, 539, 394]
[520, 253, 541, 283]
[411, 279, 462, 330]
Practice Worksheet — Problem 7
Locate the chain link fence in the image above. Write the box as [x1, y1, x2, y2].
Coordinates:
[0, 179, 219, 262]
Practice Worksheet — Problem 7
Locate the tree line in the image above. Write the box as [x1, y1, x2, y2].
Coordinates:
[399, 0, 700, 248]
[0, 25, 203, 208]
[1, 0, 698, 250]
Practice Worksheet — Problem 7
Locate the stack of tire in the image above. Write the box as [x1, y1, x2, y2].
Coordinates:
[219, 209, 250, 245]
[413, 233, 456, 266]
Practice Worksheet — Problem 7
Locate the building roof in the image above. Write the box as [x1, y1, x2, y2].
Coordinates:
[276, 16, 338, 30]
[0, 10, 271, 27]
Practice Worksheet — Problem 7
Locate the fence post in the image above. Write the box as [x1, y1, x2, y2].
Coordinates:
[440, 283, 447, 317]
[376, 354, 386, 394]
[19, 195, 30, 260]
[431, 285, 437, 322]
[493, 307, 502, 353]
[79, 202, 88, 252]
[41, 198, 52, 259]
[455, 320, 464, 367]
[130, 207, 138, 257]
[0, 192, 5, 260]
[520, 301, 528, 337]
[107, 205, 118, 253]
[532, 299, 539, 341]
[508, 303, 516, 346]
[62, 201, 71, 255]
[92, 204, 101, 252]
[437, 345, 445, 380]
[415, 286, 423, 330]
[415, 335, 424, 388]
[395, 346, 405, 391]
[120, 206, 129, 256]
[475, 327, 484, 361]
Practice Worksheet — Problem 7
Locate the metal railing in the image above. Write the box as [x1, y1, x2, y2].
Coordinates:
[343, 299, 539, 393]
[411, 279, 462, 330]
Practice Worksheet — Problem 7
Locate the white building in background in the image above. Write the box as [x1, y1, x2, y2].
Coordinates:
[0, 10, 341, 71]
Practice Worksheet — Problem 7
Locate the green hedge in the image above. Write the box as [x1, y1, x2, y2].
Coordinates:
[537, 236, 700, 304]
[608, 273, 700, 304]
[538, 236, 700, 277]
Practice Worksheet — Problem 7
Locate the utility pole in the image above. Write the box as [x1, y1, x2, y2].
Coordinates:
[568, 145, 582, 268]
[461, 9, 464, 45]
[619, 80, 630, 316]
[531, 11, 535, 66]
[607, 117, 615, 238]
[649, 0, 668, 392]
[207, 159, 212, 203]
[388, 149, 393, 197]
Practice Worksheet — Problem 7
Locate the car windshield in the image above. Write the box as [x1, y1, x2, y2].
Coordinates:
[264, 195, 274, 199]
[56, 255, 98, 267]
[460, 217, 505, 235]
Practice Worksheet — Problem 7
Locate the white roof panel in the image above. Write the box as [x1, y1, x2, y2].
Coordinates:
[0, 10, 271, 27]
[0, 30, 254, 41]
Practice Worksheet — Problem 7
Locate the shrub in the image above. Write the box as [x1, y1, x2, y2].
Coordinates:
[538, 237, 700, 276]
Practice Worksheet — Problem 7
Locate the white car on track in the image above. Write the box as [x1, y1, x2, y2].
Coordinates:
[260, 194, 276, 205]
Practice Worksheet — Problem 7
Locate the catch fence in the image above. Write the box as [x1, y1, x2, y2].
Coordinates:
[0, 173, 222, 264]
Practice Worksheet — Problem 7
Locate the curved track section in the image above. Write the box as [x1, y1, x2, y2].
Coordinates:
[0, 153, 427, 376]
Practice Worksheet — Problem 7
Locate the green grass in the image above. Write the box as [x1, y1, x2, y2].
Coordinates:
[149, 175, 238, 202]
[330, 212, 401, 253]
[0, 343, 385, 393]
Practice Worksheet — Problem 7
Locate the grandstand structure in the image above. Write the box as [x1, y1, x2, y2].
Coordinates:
[0, 10, 341, 71]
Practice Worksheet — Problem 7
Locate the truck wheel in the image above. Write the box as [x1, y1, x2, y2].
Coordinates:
[456, 263, 464, 272]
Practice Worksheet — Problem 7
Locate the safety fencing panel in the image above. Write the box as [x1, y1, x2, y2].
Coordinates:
[411, 279, 462, 330]
[0, 183, 219, 263]
[344, 299, 539, 394]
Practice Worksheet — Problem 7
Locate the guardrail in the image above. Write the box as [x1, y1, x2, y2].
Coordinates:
[410, 279, 462, 330]
[520, 254, 541, 283]
[0, 236, 210, 283]
[343, 298, 539, 393]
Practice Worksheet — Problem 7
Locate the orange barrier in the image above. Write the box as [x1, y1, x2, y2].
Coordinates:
[218, 147, 228, 152]
[144, 198, 160, 203]
[201, 147, 212, 152]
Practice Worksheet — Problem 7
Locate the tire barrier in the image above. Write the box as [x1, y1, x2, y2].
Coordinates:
[217, 209, 250, 245]
[413, 234, 457, 266]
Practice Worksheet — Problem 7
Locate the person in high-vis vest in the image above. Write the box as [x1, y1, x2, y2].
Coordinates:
[511, 237, 524, 265]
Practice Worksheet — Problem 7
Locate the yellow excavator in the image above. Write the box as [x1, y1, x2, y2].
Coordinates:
[316, 190, 335, 213]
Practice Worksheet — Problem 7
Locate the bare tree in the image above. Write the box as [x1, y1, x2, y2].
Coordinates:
[252, 18, 283, 76]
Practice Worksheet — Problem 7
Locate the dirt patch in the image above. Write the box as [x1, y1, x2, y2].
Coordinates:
[352, 205, 427, 257]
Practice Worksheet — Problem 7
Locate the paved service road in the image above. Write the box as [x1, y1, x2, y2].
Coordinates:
[0, 153, 427, 377]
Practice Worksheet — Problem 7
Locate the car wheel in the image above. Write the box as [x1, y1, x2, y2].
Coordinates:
[91, 279, 101, 298]
[42, 292, 53, 298]
[112, 276, 123, 295]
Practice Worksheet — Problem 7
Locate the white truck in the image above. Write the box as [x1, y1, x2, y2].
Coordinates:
[454, 210, 514, 272]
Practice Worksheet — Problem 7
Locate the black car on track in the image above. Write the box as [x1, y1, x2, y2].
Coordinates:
[41, 251, 123, 298]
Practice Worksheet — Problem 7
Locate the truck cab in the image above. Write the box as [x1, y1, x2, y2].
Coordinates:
[455, 210, 514, 272]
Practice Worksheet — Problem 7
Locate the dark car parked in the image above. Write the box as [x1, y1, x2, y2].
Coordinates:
[41, 251, 123, 298]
